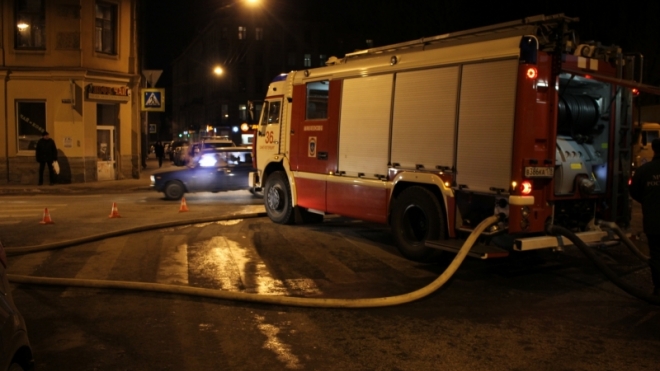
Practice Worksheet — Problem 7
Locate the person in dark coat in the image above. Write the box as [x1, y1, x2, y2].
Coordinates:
[629, 138, 660, 296]
[154, 141, 165, 168]
[35, 131, 58, 185]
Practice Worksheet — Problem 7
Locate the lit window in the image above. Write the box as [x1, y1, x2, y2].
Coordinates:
[95, 2, 117, 54]
[238, 26, 247, 40]
[303, 54, 311, 67]
[15, 0, 45, 49]
[255, 27, 263, 41]
[319, 54, 327, 66]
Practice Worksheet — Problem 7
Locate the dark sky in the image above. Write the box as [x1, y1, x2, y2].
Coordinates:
[142, 0, 660, 87]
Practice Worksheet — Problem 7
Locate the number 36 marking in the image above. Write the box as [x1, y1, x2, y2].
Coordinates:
[265, 131, 274, 144]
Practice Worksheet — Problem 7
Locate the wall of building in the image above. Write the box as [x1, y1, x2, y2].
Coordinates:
[0, 0, 140, 185]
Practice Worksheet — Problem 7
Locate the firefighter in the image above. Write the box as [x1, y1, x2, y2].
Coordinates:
[629, 138, 660, 296]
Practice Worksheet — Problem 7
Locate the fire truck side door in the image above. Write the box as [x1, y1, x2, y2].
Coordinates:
[256, 99, 283, 171]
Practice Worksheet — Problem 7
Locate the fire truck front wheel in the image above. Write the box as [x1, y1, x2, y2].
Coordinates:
[264, 171, 295, 224]
[392, 186, 446, 262]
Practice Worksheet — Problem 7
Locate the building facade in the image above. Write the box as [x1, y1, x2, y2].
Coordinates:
[171, 4, 349, 146]
[0, 0, 141, 185]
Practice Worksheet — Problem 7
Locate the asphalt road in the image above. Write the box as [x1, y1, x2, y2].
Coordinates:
[1, 191, 658, 370]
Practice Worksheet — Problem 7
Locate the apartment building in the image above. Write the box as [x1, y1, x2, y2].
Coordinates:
[0, 0, 141, 184]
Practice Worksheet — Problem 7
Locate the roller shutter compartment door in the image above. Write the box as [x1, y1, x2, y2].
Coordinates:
[455, 59, 518, 193]
[338, 74, 393, 178]
[391, 66, 460, 170]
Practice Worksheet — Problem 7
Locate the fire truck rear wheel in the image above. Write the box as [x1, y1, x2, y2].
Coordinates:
[392, 186, 445, 262]
[264, 171, 295, 224]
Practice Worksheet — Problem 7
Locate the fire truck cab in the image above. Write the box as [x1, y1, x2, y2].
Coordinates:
[250, 14, 660, 261]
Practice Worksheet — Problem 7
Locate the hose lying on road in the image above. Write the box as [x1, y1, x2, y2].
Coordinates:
[598, 221, 650, 261]
[548, 225, 660, 305]
[7, 214, 500, 309]
[4, 212, 268, 256]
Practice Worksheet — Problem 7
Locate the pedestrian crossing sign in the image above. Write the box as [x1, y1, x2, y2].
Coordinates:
[141, 88, 165, 112]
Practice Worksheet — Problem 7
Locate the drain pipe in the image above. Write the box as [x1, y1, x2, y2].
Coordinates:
[8, 215, 500, 309]
[547, 225, 660, 305]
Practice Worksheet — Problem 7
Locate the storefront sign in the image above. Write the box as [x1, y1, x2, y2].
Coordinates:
[87, 84, 131, 102]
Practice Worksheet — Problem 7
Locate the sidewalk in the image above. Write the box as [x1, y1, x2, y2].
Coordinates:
[0, 157, 173, 195]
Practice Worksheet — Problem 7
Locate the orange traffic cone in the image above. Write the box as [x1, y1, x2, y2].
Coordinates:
[109, 202, 121, 218]
[40, 207, 54, 224]
[179, 197, 189, 212]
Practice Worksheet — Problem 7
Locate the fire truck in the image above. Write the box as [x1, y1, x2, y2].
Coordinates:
[249, 14, 660, 262]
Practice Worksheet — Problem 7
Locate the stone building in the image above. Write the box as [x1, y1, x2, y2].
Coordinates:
[0, 0, 141, 184]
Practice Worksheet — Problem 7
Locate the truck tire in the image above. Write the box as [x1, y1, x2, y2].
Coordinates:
[391, 186, 446, 262]
[164, 181, 185, 200]
[264, 171, 294, 224]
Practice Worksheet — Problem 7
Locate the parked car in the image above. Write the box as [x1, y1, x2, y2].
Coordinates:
[169, 140, 188, 162]
[0, 241, 34, 371]
[151, 147, 255, 200]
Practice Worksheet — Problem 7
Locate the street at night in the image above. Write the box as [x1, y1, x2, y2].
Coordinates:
[3, 1, 660, 370]
[1, 185, 659, 370]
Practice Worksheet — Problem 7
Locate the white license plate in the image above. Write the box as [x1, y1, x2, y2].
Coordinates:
[524, 167, 554, 178]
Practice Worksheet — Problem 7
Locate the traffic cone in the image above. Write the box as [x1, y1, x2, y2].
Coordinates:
[108, 202, 121, 218]
[179, 197, 189, 212]
[40, 207, 54, 224]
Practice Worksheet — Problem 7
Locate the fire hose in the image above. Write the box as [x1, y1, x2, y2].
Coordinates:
[548, 224, 660, 305]
[6, 214, 500, 309]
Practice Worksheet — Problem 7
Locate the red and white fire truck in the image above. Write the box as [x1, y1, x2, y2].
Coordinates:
[250, 14, 660, 261]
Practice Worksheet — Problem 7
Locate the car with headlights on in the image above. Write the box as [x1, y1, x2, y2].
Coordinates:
[1, 241, 34, 371]
[151, 147, 255, 200]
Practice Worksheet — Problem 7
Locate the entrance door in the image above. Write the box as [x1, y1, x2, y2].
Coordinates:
[97, 126, 116, 181]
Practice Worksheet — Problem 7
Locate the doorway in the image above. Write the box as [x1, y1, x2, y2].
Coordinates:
[97, 125, 116, 181]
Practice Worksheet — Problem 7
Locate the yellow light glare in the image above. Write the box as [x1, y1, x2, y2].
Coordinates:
[511, 181, 518, 190]
[213, 66, 224, 76]
[17, 22, 29, 31]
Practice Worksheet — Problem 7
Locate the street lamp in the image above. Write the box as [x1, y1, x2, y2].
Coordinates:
[213, 66, 224, 76]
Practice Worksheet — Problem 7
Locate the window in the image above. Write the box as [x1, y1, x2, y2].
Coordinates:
[255, 27, 263, 41]
[239, 104, 247, 121]
[15, 0, 46, 49]
[263, 101, 281, 125]
[16, 101, 46, 151]
[319, 54, 327, 66]
[306, 81, 329, 120]
[287, 52, 296, 67]
[238, 26, 247, 40]
[303, 54, 311, 68]
[95, 2, 117, 54]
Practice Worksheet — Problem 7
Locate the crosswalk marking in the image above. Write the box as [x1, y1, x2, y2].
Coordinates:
[61, 236, 129, 297]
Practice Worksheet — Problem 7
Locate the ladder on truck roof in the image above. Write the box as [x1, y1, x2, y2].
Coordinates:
[342, 13, 578, 60]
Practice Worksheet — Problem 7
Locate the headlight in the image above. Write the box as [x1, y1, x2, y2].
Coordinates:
[198, 153, 217, 167]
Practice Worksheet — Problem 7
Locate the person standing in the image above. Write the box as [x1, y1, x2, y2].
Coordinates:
[35, 131, 58, 185]
[629, 138, 660, 296]
[154, 141, 165, 168]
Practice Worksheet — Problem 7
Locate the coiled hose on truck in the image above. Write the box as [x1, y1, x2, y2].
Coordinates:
[548, 224, 660, 305]
[6, 214, 500, 309]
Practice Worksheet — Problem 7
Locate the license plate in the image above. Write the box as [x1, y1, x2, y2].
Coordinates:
[524, 167, 554, 178]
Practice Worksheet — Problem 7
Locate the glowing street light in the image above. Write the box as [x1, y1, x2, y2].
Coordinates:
[213, 66, 224, 76]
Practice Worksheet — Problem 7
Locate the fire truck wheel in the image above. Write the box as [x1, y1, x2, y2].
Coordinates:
[264, 171, 295, 224]
[391, 186, 445, 262]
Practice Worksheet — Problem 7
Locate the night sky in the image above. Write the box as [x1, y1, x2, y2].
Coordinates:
[142, 0, 660, 89]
